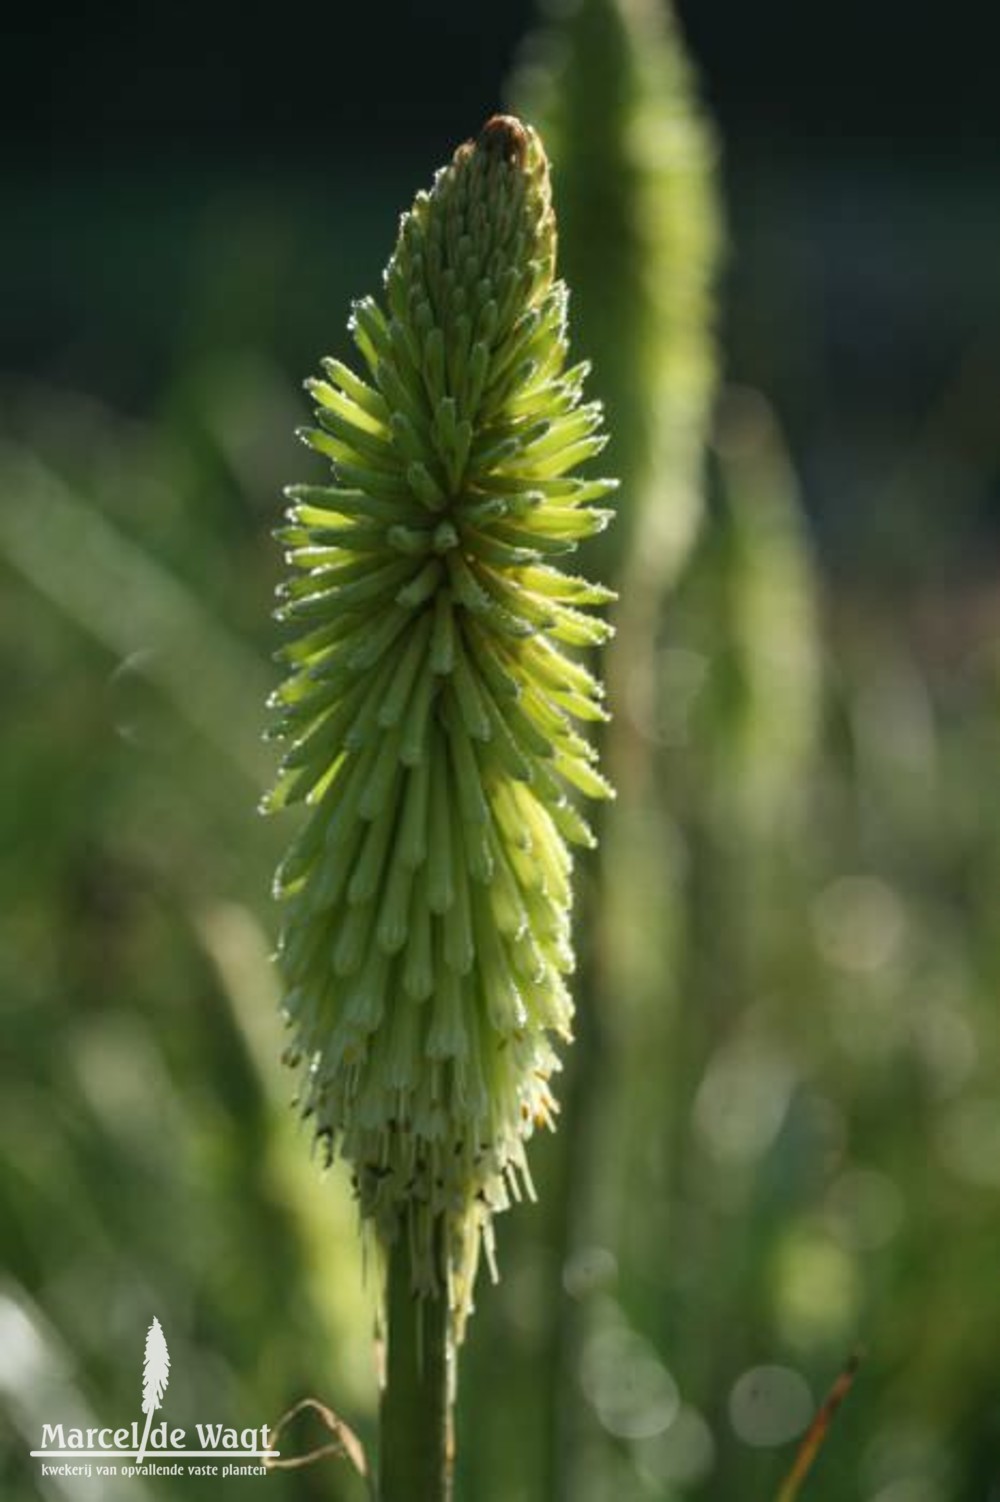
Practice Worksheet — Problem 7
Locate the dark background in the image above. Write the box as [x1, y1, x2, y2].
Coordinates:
[6, 2, 1000, 581]
[7, 2, 1000, 153]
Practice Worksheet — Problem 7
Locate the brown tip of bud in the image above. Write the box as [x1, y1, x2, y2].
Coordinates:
[477, 114, 529, 168]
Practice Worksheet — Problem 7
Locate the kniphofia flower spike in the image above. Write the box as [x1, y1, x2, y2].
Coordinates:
[268, 115, 615, 1322]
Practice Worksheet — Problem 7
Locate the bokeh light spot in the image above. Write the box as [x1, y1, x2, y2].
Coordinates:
[812, 875, 905, 973]
[632, 1403, 716, 1487]
[773, 1226, 860, 1346]
[693, 1040, 794, 1164]
[580, 1324, 680, 1440]
[728, 1364, 813, 1446]
[563, 1245, 619, 1300]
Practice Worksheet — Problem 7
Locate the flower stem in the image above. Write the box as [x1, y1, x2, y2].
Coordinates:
[379, 1215, 454, 1502]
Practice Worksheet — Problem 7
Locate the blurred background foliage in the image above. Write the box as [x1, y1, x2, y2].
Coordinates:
[3, 0, 1000, 1499]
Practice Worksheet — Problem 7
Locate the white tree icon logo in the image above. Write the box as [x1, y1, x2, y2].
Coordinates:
[136, 1317, 170, 1465]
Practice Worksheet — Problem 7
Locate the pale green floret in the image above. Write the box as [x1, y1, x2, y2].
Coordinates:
[268, 116, 615, 1321]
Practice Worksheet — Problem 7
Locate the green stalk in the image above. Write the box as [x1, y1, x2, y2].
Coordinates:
[379, 1217, 453, 1502]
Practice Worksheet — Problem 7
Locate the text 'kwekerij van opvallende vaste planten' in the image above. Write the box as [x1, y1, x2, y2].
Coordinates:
[265, 114, 615, 1498]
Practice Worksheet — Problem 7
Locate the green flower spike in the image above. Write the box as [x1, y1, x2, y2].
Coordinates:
[267, 115, 616, 1323]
